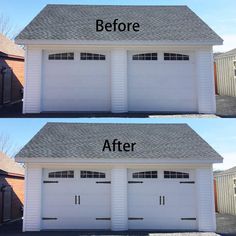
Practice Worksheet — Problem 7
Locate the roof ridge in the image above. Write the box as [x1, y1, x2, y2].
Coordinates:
[45, 122, 188, 125]
[46, 4, 188, 7]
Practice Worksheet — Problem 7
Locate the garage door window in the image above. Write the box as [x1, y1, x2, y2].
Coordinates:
[48, 53, 74, 60]
[132, 171, 158, 178]
[80, 53, 106, 60]
[48, 170, 74, 178]
[164, 171, 189, 179]
[80, 171, 106, 178]
[164, 53, 189, 61]
[132, 53, 158, 61]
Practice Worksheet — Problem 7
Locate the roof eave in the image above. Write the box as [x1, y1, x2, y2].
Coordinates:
[15, 156, 223, 164]
[15, 39, 223, 46]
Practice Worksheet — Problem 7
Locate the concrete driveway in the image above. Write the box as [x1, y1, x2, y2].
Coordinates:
[0, 95, 236, 118]
[1, 214, 236, 235]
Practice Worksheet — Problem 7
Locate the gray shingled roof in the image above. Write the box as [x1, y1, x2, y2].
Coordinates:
[16, 123, 223, 163]
[16, 5, 222, 44]
[215, 48, 236, 58]
[215, 166, 236, 177]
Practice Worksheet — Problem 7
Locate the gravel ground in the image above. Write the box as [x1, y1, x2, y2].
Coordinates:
[216, 213, 236, 236]
[216, 95, 236, 118]
[149, 114, 217, 118]
[150, 234, 219, 236]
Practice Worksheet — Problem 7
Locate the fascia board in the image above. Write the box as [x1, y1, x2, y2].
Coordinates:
[15, 157, 223, 164]
[15, 39, 223, 46]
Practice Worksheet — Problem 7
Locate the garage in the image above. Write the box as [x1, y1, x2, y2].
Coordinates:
[17, 123, 222, 232]
[42, 51, 111, 112]
[127, 51, 198, 112]
[42, 169, 111, 230]
[128, 169, 197, 230]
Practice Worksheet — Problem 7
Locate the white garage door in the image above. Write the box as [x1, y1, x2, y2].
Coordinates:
[42, 169, 111, 230]
[128, 169, 197, 230]
[128, 51, 197, 112]
[42, 51, 111, 111]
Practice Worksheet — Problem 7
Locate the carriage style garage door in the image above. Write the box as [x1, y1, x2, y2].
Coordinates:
[128, 169, 197, 230]
[42, 169, 197, 230]
[42, 51, 111, 112]
[127, 51, 198, 112]
[42, 169, 111, 230]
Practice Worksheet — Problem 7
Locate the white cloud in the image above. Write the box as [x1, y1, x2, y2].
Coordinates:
[214, 34, 236, 52]
[213, 152, 236, 170]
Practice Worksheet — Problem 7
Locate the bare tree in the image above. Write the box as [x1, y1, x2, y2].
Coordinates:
[0, 13, 18, 39]
[0, 133, 19, 157]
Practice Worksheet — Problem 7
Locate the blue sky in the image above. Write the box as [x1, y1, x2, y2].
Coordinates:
[1, 0, 236, 52]
[0, 118, 236, 170]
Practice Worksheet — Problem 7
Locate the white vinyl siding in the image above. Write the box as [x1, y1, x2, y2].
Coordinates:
[111, 168, 128, 230]
[23, 165, 42, 231]
[196, 168, 216, 231]
[23, 47, 42, 113]
[23, 46, 216, 114]
[196, 50, 216, 114]
[111, 49, 128, 113]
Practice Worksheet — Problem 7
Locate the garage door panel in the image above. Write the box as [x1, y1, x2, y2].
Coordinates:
[128, 169, 197, 230]
[42, 51, 110, 112]
[42, 169, 111, 230]
[128, 51, 197, 112]
[43, 218, 110, 230]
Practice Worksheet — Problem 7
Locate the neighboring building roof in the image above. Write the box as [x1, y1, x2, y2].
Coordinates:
[213, 52, 223, 59]
[0, 33, 24, 57]
[16, 123, 223, 163]
[215, 166, 236, 177]
[16, 5, 223, 44]
[0, 152, 24, 176]
[215, 48, 236, 59]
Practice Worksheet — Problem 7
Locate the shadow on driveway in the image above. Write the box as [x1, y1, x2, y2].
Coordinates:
[0, 218, 228, 236]
[0, 95, 236, 118]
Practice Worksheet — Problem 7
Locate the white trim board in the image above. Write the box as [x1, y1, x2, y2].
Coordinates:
[15, 157, 222, 164]
[16, 39, 223, 46]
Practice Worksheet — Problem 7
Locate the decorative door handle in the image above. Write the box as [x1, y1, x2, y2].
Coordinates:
[75, 195, 80, 205]
[159, 195, 165, 205]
